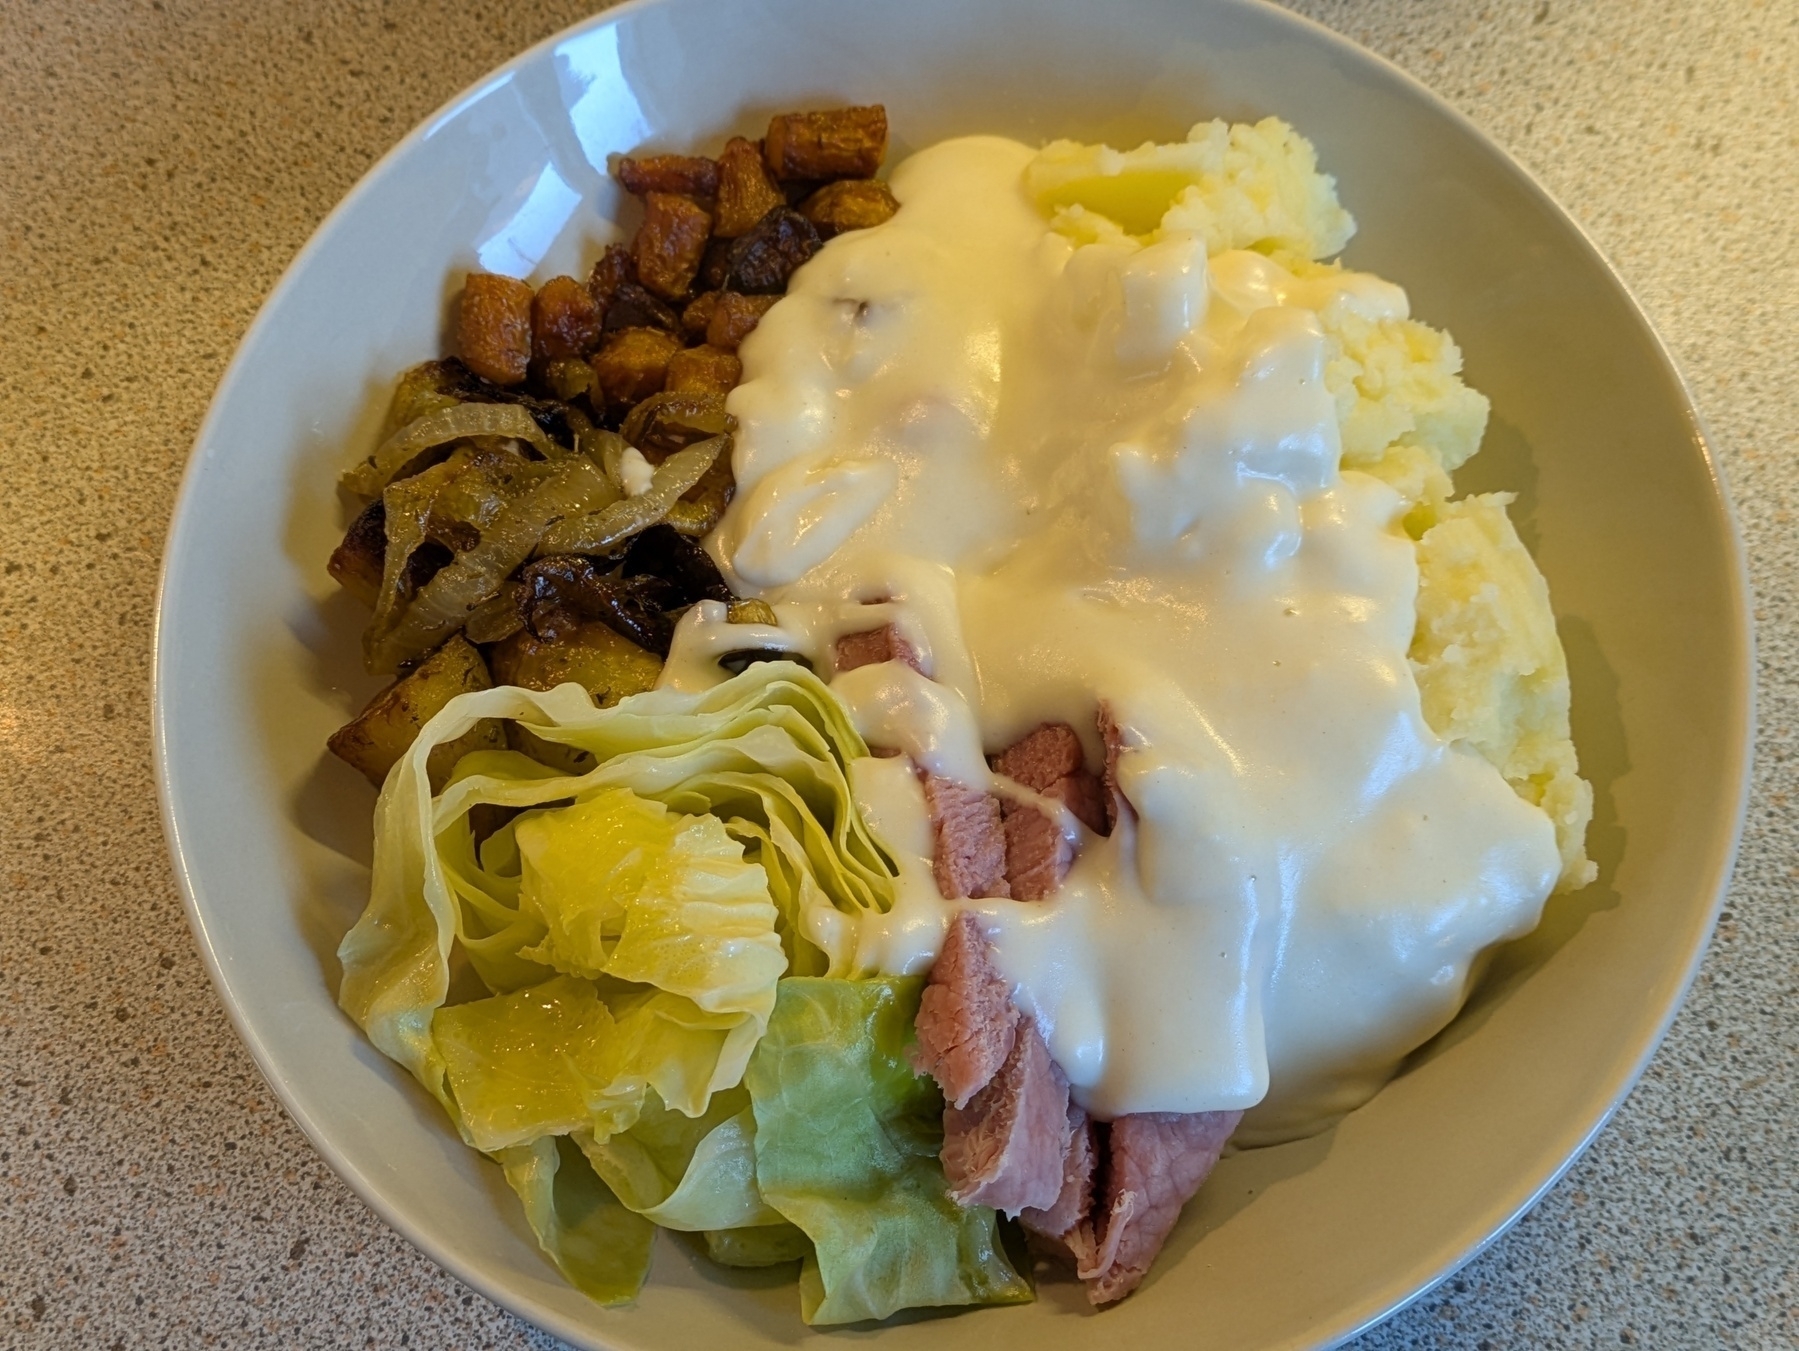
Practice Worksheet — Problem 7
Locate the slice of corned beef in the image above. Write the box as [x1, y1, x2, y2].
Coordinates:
[941, 1018, 1070, 1215]
[992, 722, 1110, 900]
[1020, 1101, 1098, 1260]
[1076, 1109, 1243, 1305]
[1001, 805, 1072, 901]
[913, 910, 1018, 1108]
[1096, 702, 1130, 832]
[833, 623, 924, 675]
[922, 773, 1010, 900]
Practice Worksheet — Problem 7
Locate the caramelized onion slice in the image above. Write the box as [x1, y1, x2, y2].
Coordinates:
[533, 436, 726, 558]
[342, 402, 560, 498]
[364, 456, 617, 674]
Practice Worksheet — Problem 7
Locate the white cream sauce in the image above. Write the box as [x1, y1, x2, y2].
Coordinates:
[681, 135, 1560, 1139]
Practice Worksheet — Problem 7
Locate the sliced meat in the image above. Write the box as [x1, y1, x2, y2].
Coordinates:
[1077, 1109, 1242, 1305]
[1001, 804, 1071, 902]
[1020, 1102, 1097, 1260]
[941, 1018, 1070, 1215]
[1097, 701, 1130, 831]
[992, 721, 1110, 900]
[832, 623, 924, 675]
[922, 774, 1010, 901]
[913, 911, 1018, 1109]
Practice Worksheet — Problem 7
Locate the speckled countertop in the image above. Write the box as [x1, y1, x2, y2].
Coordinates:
[1, 0, 1793, 1346]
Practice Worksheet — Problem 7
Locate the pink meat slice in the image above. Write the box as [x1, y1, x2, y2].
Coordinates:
[1096, 702, 1130, 831]
[1020, 1101, 1097, 1260]
[992, 722, 1110, 900]
[913, 911, 1018, 1109]
[922, 773, 1010, 900]
[941, 1018, 1071, 1215]
[1077, 1109, 1243, 1305]
[833, 623, 924, 675]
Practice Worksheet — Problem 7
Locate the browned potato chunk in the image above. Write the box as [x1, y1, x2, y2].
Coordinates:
[706, 292, 779, 351]
[665, 344, 743, 397]
[714, 136, 785, 238]
[799, 178, 899, 236]
[727, 598, 779, 625]
[454, 273, 534, 386]
[491, 621, 663, 704]
[531, 274, 602, 361]
[590, 327, 682, 406]
[326, 634, 505, 792]
[490, 619, 661, 773]
[682, 290, 722, 339]
[327, 499, 386, 607]
[614, 153, 720, 200]
[634, 192, 712, 300]
[763, 105, 887, 181]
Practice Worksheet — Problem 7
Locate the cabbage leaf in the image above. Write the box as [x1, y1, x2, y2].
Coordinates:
[496, 1134, 655, 1306]
[744, 977, 1033, 1325]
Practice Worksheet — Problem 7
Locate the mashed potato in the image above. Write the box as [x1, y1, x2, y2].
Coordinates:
[1032, 118, 1595, 893]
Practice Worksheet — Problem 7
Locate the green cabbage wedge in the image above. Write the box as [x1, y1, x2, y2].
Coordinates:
[336, 664, 913, 1306]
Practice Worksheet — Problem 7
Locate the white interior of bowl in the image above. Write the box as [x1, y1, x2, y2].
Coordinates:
[153, 0, 1752, 1347]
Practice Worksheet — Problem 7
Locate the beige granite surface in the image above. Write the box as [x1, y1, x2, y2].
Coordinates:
[1, 0, 1793, 1346]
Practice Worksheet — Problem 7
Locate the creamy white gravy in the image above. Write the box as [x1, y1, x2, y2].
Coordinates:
[676, 135, 1560, 1140]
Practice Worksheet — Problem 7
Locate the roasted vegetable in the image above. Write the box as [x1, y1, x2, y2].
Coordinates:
[726, 598, 779, 625]
[341, 401, 558, 500]
[799, 179, 899, 236]
[600, 281, 681, 335]
[665, 449, 736, 537]
[666, 345, 742, 397]
[454, 273, 534, 386]
[634, 192, 713, 301]
[535, 437, 725, 557]
[722, 209, 820, 294]
[539, 357, 596, 402]
[715, 135, 786, 238]
[620, 390, 732, 456]
[622, 524, 733, 606]
[590, 327, 683, 406]
[491, 620, 663, 705]
[327, 634, 506, 792]
[697, 236, 736, 292]
[706, 292, 779, 350]
[366, 456, 619, 674]
[588, 244, 637, 312]
[614, 153, 720, 201]
[327, 499, 389, 606]
[682, 290, 721, 339]
[531, 275, 603, 361]
[518, 555, 681, 655]
[763, 106, 887, 181]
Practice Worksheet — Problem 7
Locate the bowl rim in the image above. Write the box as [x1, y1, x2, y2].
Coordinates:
[150, 0, 1756, 1346]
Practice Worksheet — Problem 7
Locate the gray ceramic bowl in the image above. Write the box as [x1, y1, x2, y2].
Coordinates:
[153, 0, 1753, 1346]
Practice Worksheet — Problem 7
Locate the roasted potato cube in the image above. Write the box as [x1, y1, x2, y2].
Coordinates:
[614, 153, 720, 200]
[454, 273, 534, 386]
[715, 136, 786, 238]
[531, 274, 602, 361]
[799, 178, 899, 236]
[590, 327, 682, 406]
[764, 105, 887, 181]
[328, 499, 386, 607]
[588, 243, 637, 310]
[706, 291, 779, 350]
[326, 634, 505, 792]
[722, 209, 821, 294]
[665, 344, 742, 397]
[491, 620, 663, 704]
[682, 290, 721, 339]
[633, 192, 712, 301]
